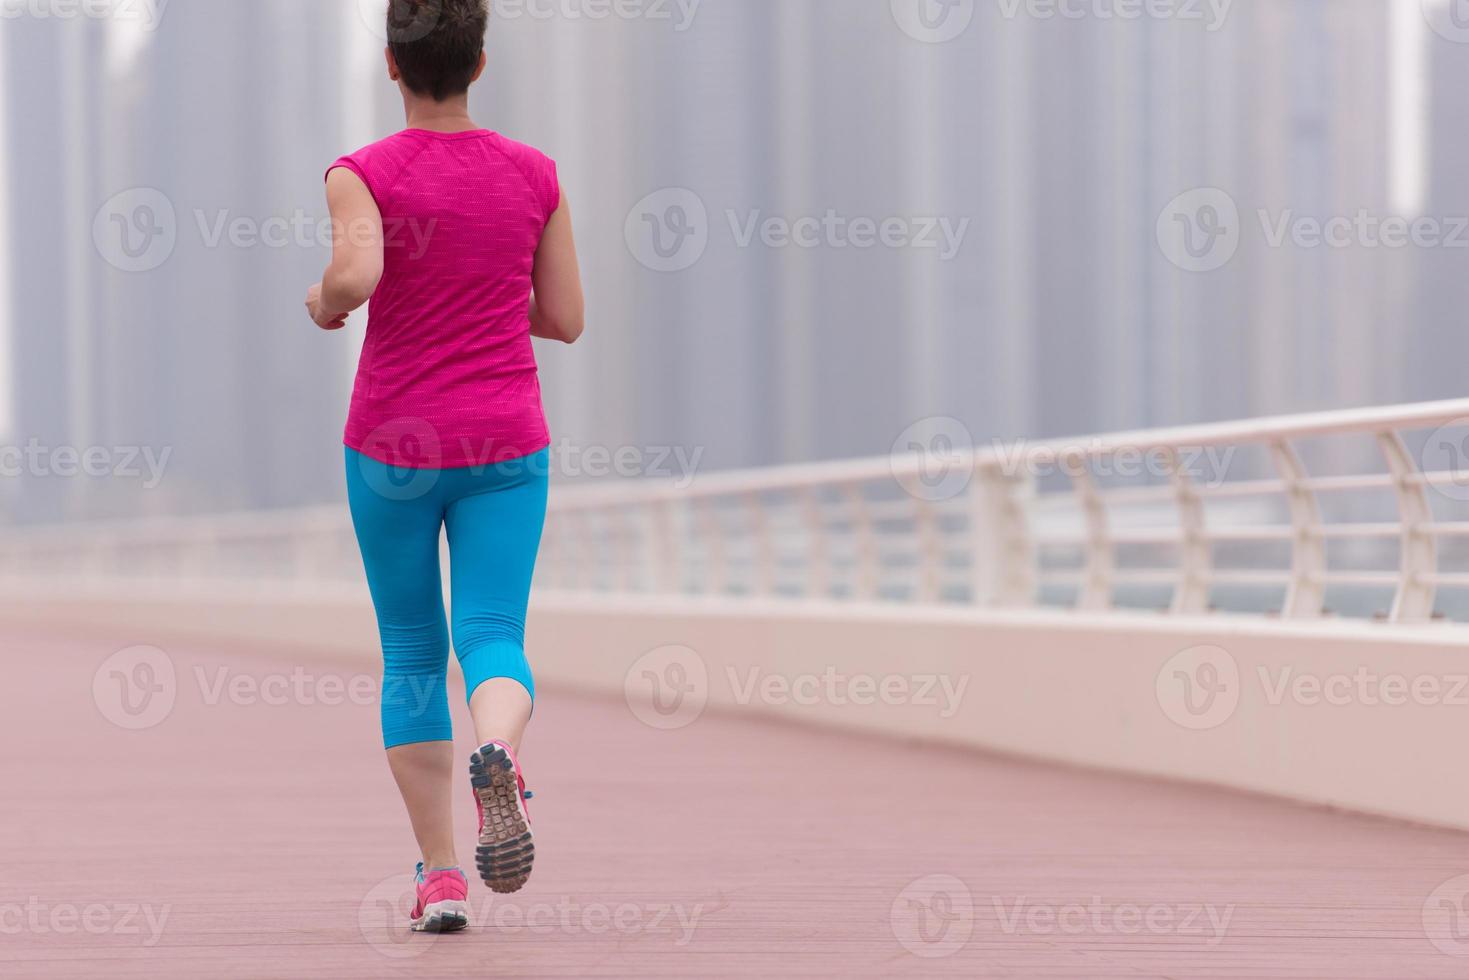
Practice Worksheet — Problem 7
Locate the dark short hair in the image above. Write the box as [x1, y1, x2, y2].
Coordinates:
[387, 0, 488, 102]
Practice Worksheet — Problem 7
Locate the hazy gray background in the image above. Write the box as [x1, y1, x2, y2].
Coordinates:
[1, 0, 1465, 526]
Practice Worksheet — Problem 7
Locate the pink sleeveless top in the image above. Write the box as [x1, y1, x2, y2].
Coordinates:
[327, 129, 558, 470]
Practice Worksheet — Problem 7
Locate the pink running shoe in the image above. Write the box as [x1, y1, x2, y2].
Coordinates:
[469, 740, 535, 893]
[409, 864, 469, 933]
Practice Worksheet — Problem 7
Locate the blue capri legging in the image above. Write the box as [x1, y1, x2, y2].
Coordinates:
[345, 446, 548, 749]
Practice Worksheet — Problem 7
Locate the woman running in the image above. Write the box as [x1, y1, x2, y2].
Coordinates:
[304, 0, 584, 934]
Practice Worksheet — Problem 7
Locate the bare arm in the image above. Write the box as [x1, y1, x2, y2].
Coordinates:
[529, 194, 585, 344]
[305, 168, 385, 330]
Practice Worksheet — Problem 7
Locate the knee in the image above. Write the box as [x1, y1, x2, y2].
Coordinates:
[453, 610, 534, 703]
[452, 610, 525, 653]
[380, 619, 450, 677]
[379, 626, 452, 747]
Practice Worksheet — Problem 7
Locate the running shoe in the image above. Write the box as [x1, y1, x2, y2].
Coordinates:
[409, 863, 469, 933]
[469, 740, 535, 893]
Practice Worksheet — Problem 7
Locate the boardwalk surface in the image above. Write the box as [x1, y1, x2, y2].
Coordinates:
[5, 626, 1469, 978]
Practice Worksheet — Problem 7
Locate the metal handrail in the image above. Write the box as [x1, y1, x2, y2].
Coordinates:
[7, 398, 1469, 624]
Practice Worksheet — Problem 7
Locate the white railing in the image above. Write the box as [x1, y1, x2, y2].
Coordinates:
[8, 399, 1469, 624]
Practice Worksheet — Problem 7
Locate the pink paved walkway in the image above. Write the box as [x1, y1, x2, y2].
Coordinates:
[4, 626, 1469, 977]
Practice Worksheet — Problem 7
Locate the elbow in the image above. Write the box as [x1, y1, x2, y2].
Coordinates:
[341, 272, 382, 310]
[325, 262, 382, 312]
[541, 305, 585, 344]
[561, 297, 586, 343]
[556, 315, 585, 345]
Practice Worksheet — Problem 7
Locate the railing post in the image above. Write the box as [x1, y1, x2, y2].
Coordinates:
[1378, 430, 1438, 623]
[1067, 454, 1112, 611]
[593, 510, 616, 592]
[801, 487, 830, 600]
[1269, 439, 1325, 619]
[13, 399, 1469, 627]
[1167, 448, 1210, 615]
[970, 463, 1035, 608]
[914, 497, 943, 603]
[843, 483, 879, 601]
[745, 492, 776, 597]
[613, 507, 637, 592]
[650, 500, 682, 594]
[697, 499, 727, 596]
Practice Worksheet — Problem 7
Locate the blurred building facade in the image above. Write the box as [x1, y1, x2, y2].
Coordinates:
[0, 0, 1458, 524]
